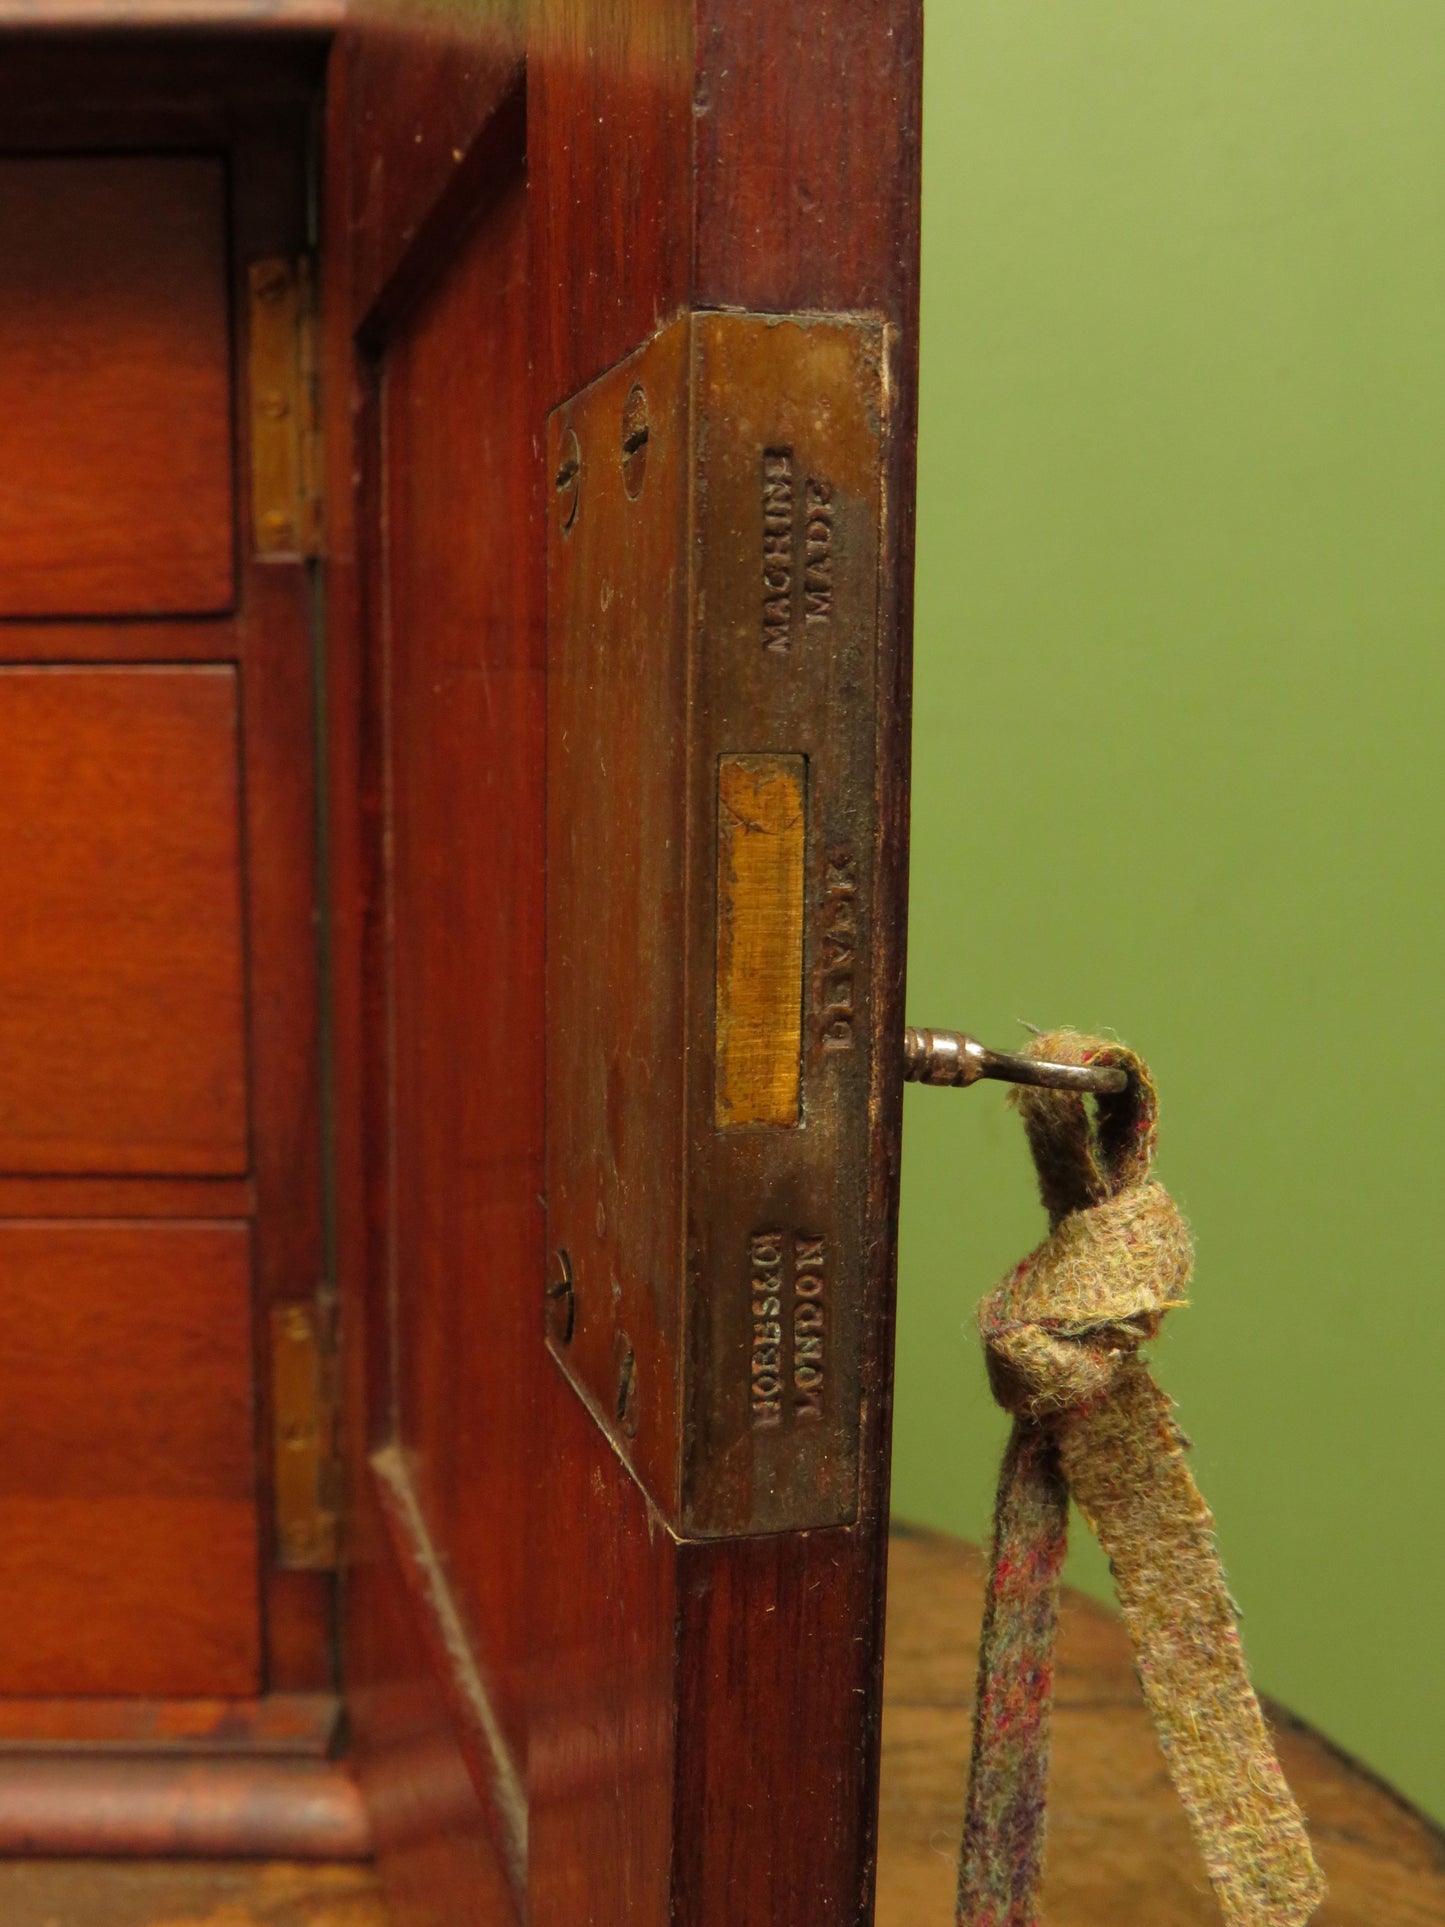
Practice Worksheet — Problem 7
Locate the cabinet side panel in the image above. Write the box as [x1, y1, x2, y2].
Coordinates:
[373, 168, 539, 1777]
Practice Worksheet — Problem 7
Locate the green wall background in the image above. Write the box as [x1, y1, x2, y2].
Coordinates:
[895, 0, 1445, 1820]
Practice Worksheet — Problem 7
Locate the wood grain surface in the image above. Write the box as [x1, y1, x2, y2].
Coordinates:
[0, 619, 240, 666]
[0, 1759, 368, 1862]
[876, 1525, 1445, 1927]
[370, 164, 539, 1779]
[0, 157, 234, 617]
[0, 667, 248, 1177]
[0, 1221, 259, 1697]
[0, 1693, 338, 1754]
[343, 3, 522, 329]
[0, 1860, 385, 1927]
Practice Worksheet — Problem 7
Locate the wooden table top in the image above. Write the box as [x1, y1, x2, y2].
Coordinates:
[0, 1858, 386, 1925]
[0, 1524, 1439, 1924]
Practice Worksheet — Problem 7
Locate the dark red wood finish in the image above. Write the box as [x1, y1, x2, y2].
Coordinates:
[0, 155, 234, 617]
[0, 1756, 369, 1860]
[346, 13, 522, 326]
[0, 1221, 258, 1697]
[374, 169, 538, 1762]
[326, 2, 919, 1922]
[0, 665, 248, 1178]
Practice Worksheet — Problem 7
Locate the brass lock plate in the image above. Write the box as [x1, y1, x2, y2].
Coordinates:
[545, 311, 892, 1538]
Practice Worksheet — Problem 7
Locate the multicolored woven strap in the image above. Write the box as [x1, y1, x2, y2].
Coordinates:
[956, 1030, 1325, 1927]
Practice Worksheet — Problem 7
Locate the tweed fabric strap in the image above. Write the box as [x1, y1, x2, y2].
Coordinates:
[956, 1030, 1325, 1927]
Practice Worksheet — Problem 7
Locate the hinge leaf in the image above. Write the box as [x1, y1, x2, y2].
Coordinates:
[248, 255, 322, 561]
[271, 1298, 340, 1570]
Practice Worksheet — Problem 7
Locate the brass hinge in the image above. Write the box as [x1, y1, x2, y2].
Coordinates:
[248, 256, 322, 560]
[270, 1298, 340, 1569]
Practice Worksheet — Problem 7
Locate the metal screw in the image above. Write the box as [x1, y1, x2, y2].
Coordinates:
[253, 261, 290, 304]
[620, 384, 649, 499]
[284, 1524, 315, 1561]
[546, 1247, 576, 1344]
[614, 1333, 639, 1437]
[555, 427, 581, 533]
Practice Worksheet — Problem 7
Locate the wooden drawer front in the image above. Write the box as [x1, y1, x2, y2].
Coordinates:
[0, 666, 249, 1176]
[0, 1221, 260, 1697]
[0, 156, 234, 618]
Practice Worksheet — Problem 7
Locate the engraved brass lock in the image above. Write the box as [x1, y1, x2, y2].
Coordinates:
[545, 308, 888, 1538]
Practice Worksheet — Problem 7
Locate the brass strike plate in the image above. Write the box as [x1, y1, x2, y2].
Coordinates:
[271, 1301, 339, 1569]
[247, 257, 321, 560]
[545, 311, 890, 1538]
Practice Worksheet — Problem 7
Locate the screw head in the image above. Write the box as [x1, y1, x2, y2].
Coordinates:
[620, 385, 649, 500]
[253, 262, 290, 304]
[283, 1523, 316, 1561]
[613, 1332, 639, 1437]
[546, 1247, 576, 1345]
[555, 427, 581, 533]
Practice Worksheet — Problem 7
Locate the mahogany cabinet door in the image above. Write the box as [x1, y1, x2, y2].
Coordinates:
[323, 4, 920, 1920]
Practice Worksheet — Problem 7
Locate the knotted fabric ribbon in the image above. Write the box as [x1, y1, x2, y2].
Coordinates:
[957, 1030, 1325, 1927]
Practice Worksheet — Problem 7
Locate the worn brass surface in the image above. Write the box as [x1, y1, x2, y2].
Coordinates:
[546, 311, 890, 1537]
[715, 754, 807, 1129]
[247, 257, 320, 560]
[270, 1302, 338, 1569]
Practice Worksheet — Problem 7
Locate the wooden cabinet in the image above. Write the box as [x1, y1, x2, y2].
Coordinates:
[0, 34, 332, 1792]
[0, 5, 920, 1918]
